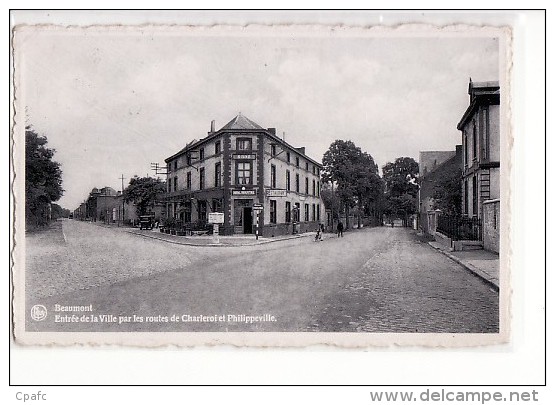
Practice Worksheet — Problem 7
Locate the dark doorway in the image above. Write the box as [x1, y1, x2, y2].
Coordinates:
[243, 207, 253, 234]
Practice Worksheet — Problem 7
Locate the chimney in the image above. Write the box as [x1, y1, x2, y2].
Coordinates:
[210, 120, 215, 133]
[267, 128, 276, 135]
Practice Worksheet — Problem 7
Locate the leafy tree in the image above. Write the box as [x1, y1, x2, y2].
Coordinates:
[382, 157, 419, 225]
[322, 140, 382, 228]
[432, 167, 462, 216]
[51, 203, 71, 220]
[123, 176, 166, 216]
[320, 182, 341, 220]
[25, 127, 63, 229]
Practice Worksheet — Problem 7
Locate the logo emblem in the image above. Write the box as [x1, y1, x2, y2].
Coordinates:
[30, 305, 47, 321]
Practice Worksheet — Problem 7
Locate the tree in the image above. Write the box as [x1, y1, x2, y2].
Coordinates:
[432, 167, 462, 216]
[382, 157, 419, 226]
[123, 176, 166, 216]
[25, 127, 63, 229]
[322, 140, 382, 228]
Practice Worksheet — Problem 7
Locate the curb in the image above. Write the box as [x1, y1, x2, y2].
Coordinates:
[123, 229, 313, 247]
[428, 242, 499, 292]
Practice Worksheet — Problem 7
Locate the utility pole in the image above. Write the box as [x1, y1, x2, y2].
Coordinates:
[119, 174, 126, 226]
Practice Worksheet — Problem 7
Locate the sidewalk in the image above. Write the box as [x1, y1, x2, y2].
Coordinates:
[428, 241, 499, 291]
[122, 227, 337, 247]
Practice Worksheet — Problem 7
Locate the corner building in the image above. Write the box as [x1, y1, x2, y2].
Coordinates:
[164, 114, 324, 236]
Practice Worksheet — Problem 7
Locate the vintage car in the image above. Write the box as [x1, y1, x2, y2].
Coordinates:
[139, 214, 155, 230]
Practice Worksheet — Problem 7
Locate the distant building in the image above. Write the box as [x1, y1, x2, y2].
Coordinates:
[164, 114, 324, 236]
[418, 146, 462, 235]
[85, 187, 119, 222]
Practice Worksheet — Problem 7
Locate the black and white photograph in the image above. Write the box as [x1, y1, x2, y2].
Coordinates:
[12, 19, 511, 347]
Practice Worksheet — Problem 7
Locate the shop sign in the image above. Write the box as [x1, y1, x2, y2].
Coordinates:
[232, 153, 257, 160]
[266, 189, 287, 197]
[232, 189, 256, 196]
[208, 212, 225, 224]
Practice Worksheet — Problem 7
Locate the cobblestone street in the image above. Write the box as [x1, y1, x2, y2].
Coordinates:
[25, 220, 498, 333]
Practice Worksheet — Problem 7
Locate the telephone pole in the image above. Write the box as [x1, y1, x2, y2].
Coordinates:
[119, 174, 126, 226]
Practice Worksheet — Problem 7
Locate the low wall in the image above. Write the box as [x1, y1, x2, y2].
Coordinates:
[482, 199, 500, 253]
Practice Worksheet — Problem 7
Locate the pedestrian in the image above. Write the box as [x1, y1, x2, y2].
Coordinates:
[319, 223, 325, 240]
[314, 227, 321, 242]
[337, 221, 344, 237]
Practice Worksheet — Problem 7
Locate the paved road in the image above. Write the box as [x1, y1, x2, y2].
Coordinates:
[25, 220, 498, 333]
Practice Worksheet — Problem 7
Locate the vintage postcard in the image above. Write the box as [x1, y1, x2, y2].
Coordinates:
[11, 21, 511, 347]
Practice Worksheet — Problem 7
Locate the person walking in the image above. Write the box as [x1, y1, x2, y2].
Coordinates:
[337, 221, 344, 237]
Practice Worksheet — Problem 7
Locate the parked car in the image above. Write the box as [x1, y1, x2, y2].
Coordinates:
[139, 214, 155, 230]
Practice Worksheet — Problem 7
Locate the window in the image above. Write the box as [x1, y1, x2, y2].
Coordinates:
[464, 131, 468, 167]
[472, 176, 478, 216]
[187, 154, 192, 167]
[236, 161, 252, 185]
[464, 180, 468, 214]
[215, 162, 221, 187]
[236, 138, 252, 151]
[174, 160, 178, 171]
[199, 148, 205, 160]
[305, 162, 309, 170]
[294, 203, 300, 222]
[472, 122, 477, 161]
[312, 179, 316, 196]
[317, 181, 320, 197]
[313, 165, 316, 175]
[167, 162, 172, 173]
[317, 167, 320, 176]
[317, 204, 320, 221]
[168, 178, 172, 192]
[296, 156, 299, 167]
[481, 108, 490, 161]
[215, 140, 221, 154]
[199, 168, 205, 190]
[212, 198, 223, 213]
[271, 165, 276, 188]
[287, 152, 291, 163]
[286, 170, 291, 191]
[186, 172, 191, 190]
[271, 144, 276, 156]
[173, 176, 178, 192]
[295, 173, 300, 193]
[312, 204, 316, 221]
[270, 200, 277, 224]
[198, 200, 207, 222]
[304, 203, 309, 221]
[183, 201, 192, 223]
[305, 177, 309, 195]
[285, 201, 291, 223]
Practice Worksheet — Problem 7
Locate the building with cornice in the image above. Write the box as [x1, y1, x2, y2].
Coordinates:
[164, 114, 323, 236]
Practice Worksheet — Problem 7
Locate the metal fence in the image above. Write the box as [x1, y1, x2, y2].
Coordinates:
[436, 215, 482, 241]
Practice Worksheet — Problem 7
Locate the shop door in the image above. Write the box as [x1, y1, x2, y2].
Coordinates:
[243, 207, 253, 234]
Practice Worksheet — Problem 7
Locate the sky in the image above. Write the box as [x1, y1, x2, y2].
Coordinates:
[16, 26, 500, 210]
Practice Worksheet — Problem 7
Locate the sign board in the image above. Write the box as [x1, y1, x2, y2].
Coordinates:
[208, 212, 225, 224]
[232, 153, 257, 160]
[232, 189, 256, 196]
[266, 189, 287, 197]
[253, 203, 263, 212]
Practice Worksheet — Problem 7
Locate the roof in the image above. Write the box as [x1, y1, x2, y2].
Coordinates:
[220, 114, 264, 130]
[419, 151, 456, 178]
[165, 114, 322, 167]
[457, 79, 500, 130]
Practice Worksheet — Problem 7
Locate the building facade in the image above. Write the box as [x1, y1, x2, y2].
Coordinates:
[164, 114, 324, 236]
[418, 146, 462, 235]
[457, 80, 500, 219]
